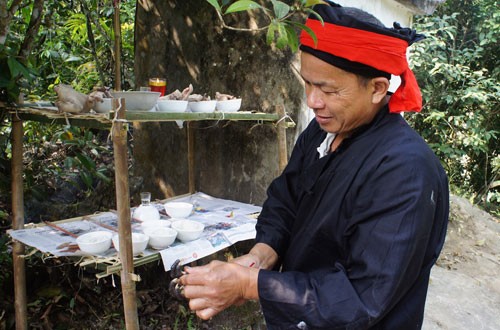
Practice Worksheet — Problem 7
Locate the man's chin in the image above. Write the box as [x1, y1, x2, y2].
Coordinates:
[316, 118, 337, 133]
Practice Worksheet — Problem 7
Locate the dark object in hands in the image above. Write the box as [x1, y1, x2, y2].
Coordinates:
[170, 259, 185, 278]
[169, 259, 186, 300]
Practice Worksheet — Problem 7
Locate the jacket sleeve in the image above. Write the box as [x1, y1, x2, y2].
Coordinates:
[255, 124, 317, 258]
[257, 143, 449, 329]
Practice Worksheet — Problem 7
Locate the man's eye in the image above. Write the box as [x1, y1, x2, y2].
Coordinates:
[321, 88, 338, 94]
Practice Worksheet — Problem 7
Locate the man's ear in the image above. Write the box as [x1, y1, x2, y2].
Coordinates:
[371, 77, 390, 104]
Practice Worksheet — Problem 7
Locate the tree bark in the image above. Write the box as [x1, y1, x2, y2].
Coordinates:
[0, 0, 23, 46]
[133, 0, 300, 205]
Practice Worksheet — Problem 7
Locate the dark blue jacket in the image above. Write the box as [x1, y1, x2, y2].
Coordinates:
[256, 107, 449, 329]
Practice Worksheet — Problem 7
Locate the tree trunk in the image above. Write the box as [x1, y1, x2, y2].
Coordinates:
[133, 0, 303, 205]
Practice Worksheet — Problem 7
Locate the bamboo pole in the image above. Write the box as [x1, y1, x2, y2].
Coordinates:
[276, 105, 288, 173]
[113, 0, 122, 91]
[112, 99, 139, 329]
[11, 115, 28, 330]
[187, 121, 196, 194]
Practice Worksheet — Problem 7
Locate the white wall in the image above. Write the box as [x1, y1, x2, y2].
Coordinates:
[335, 0, 413, 27]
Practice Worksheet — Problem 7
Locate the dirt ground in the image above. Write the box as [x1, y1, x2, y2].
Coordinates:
[423, 195, 500, 330]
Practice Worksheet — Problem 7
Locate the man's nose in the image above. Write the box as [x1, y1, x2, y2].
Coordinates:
[306, 88, 324, 109]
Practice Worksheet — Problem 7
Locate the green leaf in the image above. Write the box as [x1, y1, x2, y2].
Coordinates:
[80, 171, 93, 189]
[271, 0, 290, 20]
[267, 21, 279, 45]
[288, 21, 318, 47]
[76, 153, 95, 171]
[304, 8, 324, 24]
[285, 25, 299, 52]
[206, 0, 222, 12]
[65, 55, 82, 62]
[305, 0, 327, 8]
[224, 0, 262, 14]
[7, 57, 31, 81]
[64, 157, 75, 168]
[276, 22, 289, 49]
[95, 169, 112, 183]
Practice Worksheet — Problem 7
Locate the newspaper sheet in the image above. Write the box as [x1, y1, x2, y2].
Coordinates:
[8, 192, 261, 271]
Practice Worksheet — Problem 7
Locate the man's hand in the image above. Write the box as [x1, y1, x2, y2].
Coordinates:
[180, 260, 259, 320]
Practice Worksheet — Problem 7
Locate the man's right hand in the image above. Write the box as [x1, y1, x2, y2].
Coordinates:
[231, 242, 279, 270]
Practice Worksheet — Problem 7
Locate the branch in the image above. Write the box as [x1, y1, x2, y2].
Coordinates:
[80, 0, 106, 86]
[93, 2, 113, 52]
[214, 8, 269, 32]
[214, 8, 300, 35]
[18, 0, 44, 62]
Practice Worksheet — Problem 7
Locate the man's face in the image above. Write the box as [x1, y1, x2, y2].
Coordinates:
[300, 52, 378, 136]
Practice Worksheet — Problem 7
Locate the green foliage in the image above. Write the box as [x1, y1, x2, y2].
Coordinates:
[173, 304, 198, 330]
[0, 46, 36, 103]
[206, 0, 325, 51]
[4, 1, 136, 101]
[0, 1, 134, 226]
[225, 1, 263, 14]
[1, 2, 134, 166]
[409, 0, 499, 212]
[55, 127, 113, 192]
[0, 232, 12, 290]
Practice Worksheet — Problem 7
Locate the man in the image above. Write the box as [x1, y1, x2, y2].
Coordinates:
[177, 2, 449, 329]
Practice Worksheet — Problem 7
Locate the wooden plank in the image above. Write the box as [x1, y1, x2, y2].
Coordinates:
[123, 111, 280, 122]
[95, 253, 163, 279]
[10, 107, 280, 125]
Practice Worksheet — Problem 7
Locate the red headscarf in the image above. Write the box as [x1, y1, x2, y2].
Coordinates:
[299, 5, 424, 113]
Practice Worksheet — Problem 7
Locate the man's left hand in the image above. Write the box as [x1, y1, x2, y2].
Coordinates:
[179, 260, 259, 320]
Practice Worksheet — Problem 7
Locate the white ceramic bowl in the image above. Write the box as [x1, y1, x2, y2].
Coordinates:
[188, 100, 217, 113]
[171, 219, 205, 242]
[140, 219, 172, 231]
[133, 204, 160, 222]
[93, 98, 113, 113]
[143, 227, 177, 249]
[168, 217, 186, 223]
[110, 91, 160, 111]
[216, 98, 242, 112]
[112, 233, 149, 256]
[164, 202, 193, 218]
[76, 231, 113, 255]
[157, 100, 188, 112]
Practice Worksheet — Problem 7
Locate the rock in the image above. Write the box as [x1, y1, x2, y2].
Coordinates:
[424, 195, 500, 329]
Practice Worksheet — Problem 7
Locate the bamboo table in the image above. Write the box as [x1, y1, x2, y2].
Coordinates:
[9, 101, 291, 329]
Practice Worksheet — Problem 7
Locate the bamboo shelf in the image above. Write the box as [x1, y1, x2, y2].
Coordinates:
[8, 101, 291, 329]
[9, 104, 285, 127]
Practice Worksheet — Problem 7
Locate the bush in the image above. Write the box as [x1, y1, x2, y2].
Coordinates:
[409, 0, 499, 214]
